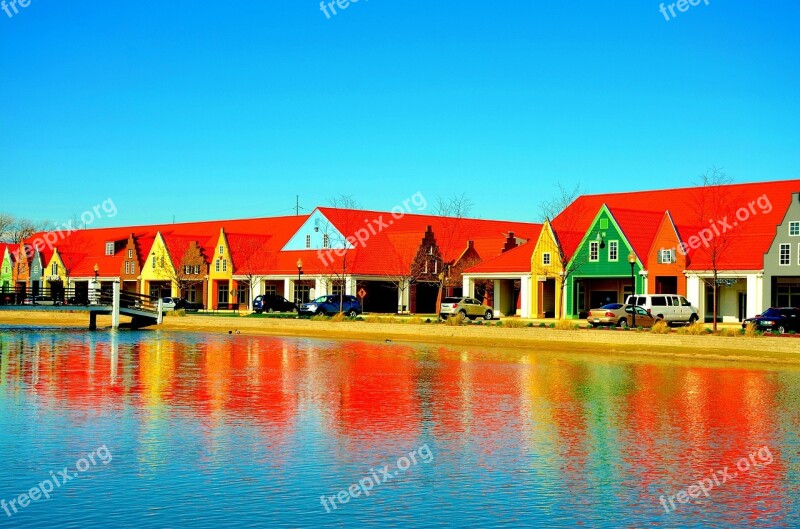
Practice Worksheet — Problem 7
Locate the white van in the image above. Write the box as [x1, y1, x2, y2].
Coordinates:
[625, 294, 700, 325]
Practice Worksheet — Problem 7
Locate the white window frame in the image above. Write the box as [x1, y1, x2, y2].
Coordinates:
[128, 249, 133, 258]
[222, 259, 227, 272]
[305, 235, 311, 249]
[323, 234, 330, 248]
[789, 221, 800, 237]
[105, 242, 114, 256]
[51, 263, 58, 275]
[215, 259, 220, 272]
[798, 243, 800, 266]
[219, 245, 224, 256]
[589, 241, 599, 262]
[125, 262, 129, 275]
[194, 265, 201, 275]
[779, 243, 791, 266]
[608, 240, 619, 262]
[542, 252, 551, 266]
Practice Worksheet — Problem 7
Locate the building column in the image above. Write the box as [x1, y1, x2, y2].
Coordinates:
[519, 275, 531, 318]
[493, 280, 502, 317]
[398, 280, 410, 313]
[284, 278, 292, 302]
[462, 276, 475, 298]
[686, 274, 703, 314]
[746, 273, 763, 319]
[640, 271, 649, 295]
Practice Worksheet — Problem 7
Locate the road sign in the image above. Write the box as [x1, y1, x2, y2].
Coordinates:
[358, 288, 367, 299]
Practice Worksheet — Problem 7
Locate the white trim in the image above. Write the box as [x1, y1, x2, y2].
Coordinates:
[779, 243, 791, 266]
[608, 240, 619, 262]
[789, 221, 800, 237]
[589, 241, 600, 262]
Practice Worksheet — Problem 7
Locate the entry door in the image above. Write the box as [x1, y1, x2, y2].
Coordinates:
[738, 292, 747, 322]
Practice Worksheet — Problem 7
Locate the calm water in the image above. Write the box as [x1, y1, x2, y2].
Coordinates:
[0, 328, 798, 528]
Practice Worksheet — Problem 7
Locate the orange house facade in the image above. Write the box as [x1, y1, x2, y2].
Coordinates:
[646, 212, 688, 297]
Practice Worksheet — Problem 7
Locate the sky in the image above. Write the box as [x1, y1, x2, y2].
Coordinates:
[1, 0, 799, 228]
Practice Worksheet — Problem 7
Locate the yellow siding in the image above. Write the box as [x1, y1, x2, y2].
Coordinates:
[208, 229, 233, 307]
[140, 233, 179, 297]
[530, 221, 565, 319]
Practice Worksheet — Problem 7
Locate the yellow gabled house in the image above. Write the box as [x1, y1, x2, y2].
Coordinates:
[530, 220, 565, 319]
[208, 228, 234, 308]
[45, 249, 67, 284]
[140, 232, 179, 298]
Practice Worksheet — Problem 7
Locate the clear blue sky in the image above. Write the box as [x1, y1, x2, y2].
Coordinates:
[1, 0, 798, 227]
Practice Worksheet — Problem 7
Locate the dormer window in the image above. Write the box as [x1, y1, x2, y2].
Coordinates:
[105, 242, 114, 256]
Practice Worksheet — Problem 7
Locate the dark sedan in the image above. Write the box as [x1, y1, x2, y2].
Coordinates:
[743, 307, 800, 334]
[253, 294, 298, 314]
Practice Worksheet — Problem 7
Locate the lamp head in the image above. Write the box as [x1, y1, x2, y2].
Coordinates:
[627, 253, 636, 265]
[296, 258, 303, 269]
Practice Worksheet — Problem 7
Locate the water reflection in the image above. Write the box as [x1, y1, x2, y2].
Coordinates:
[0, 329, 799, 528]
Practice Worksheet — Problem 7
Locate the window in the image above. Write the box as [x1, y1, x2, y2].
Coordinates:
[219, 245, 224, 255]
[599, 219, 608, 230]
[222, 259, 227, 272]
[542, 252, 551, 266]
[264, 284, 277, 296]
[152, 258, 156, 270]
[215, 259, 220, 272]
[798, 243, 800, 265]
[125, 262, 130, 275]
[51, 263, 57, 275]
[160, 256, 165, 267]
[659, 249, 675, 264]
[323, 234, 330, 248]
[33, 264, 39, 274]
[608, 241, 618, 262]
[128, 249, 133, 258]
[780, 244, 791, 266]
[589, 242, 599, 262]
[790, 221, 800, 236]
[194, 265, 201, 275]
[305, 235, 311, 249]
[105, 242, 114, 256]
[184, 265, 192, 275]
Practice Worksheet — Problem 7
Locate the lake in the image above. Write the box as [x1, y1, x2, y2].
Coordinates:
[0, 328, 798, 528]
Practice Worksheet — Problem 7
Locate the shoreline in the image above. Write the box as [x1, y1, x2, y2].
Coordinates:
[1, 311, 799, 366]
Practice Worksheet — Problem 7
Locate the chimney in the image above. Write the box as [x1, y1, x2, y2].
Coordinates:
[502, 232, 518, 253]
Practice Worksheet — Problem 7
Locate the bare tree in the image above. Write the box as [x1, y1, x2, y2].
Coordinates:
[152, 241, 206, 299]
[318, 194, 362, 314]
[539, 183, 582, 223]
[230, 234, 273, 310]
[0, 213, 14, 241]
[691, 166, 737, 331]
[537, 183, 586, 319]
[431, 194, 475, 314]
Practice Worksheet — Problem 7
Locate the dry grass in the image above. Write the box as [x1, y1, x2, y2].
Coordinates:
[364, 314, 382, 324]
[310, 313, 331, 322]
[718, 327, 740, 337]
[406, 316, 424, 325]
[166, 309, 187, 317]
[554, 319, 574, 331]
[501, 318, 527, 329]
[743, 322, 760, 338]
[650, 321, 670, 334]
[444, 314, 467, 326]
[330, 312, 346, 323]
[676, 322, 708, 335]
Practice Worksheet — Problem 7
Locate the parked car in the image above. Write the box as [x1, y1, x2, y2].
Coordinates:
[586, 303, 627, 327]
[625, 294, 700, 325]
[253, 294, 297, 314]
[439, 297, 494, 320]
[587, 303, 659, 328]
[742, 307, 800, 334]
[22, 295, 60, 306]
[299, 295, 362, 317]
[160, 297, 180, 311]
[174, 298, 203, 312]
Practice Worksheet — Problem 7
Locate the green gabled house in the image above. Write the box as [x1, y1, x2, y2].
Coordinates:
[1, 245, 14, 295]
[564, 205, 662, 317]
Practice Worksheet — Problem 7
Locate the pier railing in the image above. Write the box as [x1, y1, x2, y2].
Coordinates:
[0, 286, 159, 312]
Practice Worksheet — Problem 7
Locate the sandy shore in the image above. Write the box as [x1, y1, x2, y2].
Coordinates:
[1, 310, 799, 366]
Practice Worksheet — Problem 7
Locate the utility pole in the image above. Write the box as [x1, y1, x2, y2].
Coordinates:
[296, 195, 300, 216]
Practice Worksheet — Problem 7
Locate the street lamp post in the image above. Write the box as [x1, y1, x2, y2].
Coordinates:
[627, 253, 637, 327]
[296, 258, 303, 306]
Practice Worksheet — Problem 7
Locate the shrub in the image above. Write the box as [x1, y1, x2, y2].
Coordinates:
[538, 323, 546, 328]
[548, 323, 556, 329]
[526, 322, 534, 328]
[676, 322, 707, 335]
[406, 316, 424, 325]
[364, 314, 382, 324]
[167, 309, 187, 317]
[650, 321, 670, 334]
[718, 327, 739, 337]
[425, 318, 432, 324]
[502, 318, 526, 329]
[553, 319, 573, 331]
[330, 312, 346, 323]
[311, 313, 331, 321]
[444, 314, 466, 326]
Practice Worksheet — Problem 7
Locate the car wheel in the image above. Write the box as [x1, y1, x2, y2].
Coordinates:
[484, 310, 493, 320]
[458, 310, 468, 319]
[689, 314, 699, 324]
[778, 326, 786, 335]
[618, 318, 629, 328]
[347, 309, 357, 318]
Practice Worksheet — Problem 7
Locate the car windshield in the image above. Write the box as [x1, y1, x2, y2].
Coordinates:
[600, 303, 623, 310]
[311, 296, 331, 303]
[442, 298, 461, 303]
[761, 308, 782, 317]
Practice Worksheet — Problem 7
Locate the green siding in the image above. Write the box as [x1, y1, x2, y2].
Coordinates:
[565, 209, 643, 317]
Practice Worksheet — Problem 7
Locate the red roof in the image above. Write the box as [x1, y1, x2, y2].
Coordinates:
[465, 242, 535, 274]
[609, 208, 665, 267]
[553, 179, 800, 270]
